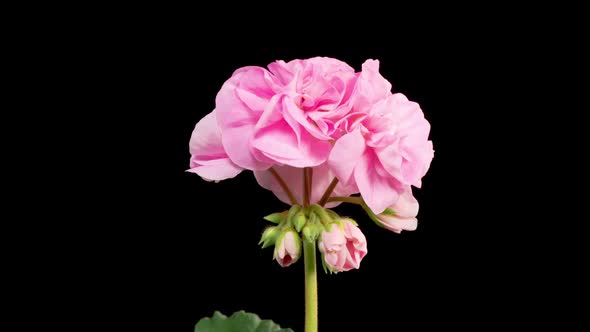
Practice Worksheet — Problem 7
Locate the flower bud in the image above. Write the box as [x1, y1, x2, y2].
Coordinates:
[302, 223, 323, 243]
[293, 211, 307, 232]
[274, 229, 301, 267]
[259, 226, 280, 249]
[263, 212, 287, 224]
[319, 220, 367, 273]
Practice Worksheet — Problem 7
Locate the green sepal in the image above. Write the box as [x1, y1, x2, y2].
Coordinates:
[263, 211, 287, 224]
[360, 199, 388, 229]
[302, 213, 322, 243]
[382, 207, 396, 216]
[320, 252, 330, 274]
[293, 211, 307, 232]
[310, 204, 333, 224]
[259, 226, 279, 249]
[286, 204, 301, 227]
[325, 208, 341, 220]
[340, 217, 358, 226]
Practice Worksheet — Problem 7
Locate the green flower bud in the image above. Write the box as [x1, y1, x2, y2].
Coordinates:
[263, 212, 287, 224]
[302, 213, 322, 243]
[293, 211, 307, 232]
[259, 226, 279, 249]
[310, 204, 333, 224]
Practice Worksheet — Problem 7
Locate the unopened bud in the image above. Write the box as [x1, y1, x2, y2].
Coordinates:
[302, 213, 322, 243]
[263, 212, 287, 224]
[293, 211, 307, 232]
[274, 228, 301, 267]
[259, 226, 279, 248]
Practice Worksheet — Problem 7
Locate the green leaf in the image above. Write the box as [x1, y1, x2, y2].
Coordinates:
[195, 311, 293, 332]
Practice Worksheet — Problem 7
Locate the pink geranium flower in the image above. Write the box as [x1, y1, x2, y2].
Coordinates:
[329, 60, 434, 213]
[215, 57, 358, 170]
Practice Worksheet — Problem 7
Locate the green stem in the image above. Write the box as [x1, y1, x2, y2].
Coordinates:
[269, 167, 298, 205]
[327, 196, 363, 205]
[304, 240, 318, 332]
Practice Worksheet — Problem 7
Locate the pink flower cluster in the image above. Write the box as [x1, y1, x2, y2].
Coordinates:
[189, 57, 433, 214]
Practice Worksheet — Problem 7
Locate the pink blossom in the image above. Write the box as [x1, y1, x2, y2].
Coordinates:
[190, 57, 433, 219]
[274, 230, 301, 267]
[328, 60, 434, 214]
[215, 66, 279, 170]
[319, 220, 367, 272]
[263, 57, 359, 140]
[187, 109, 243, 181]
[215, 57, 359, 170]
[376, 187, 419, 233]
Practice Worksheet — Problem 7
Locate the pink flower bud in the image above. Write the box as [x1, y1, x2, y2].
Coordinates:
[273, 230, 301, 267]
[319, 220, 367, 272]
[376, 188, 419, 233]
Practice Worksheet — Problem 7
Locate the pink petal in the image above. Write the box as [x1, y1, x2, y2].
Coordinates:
[187, 158, 242, 182]
[354, 150, 399, 214]
[283, 232, 298, 258]
[188, 110, 243, 181]
[282, 94, 331, 140]
[189, 110, 225, 159]
[253, 114, 332, 167]
[267, 59, 304, 85]
[392, 187, 420, 218]
[324, 252, 340, 268]
[215, 67, 277, 170]
[328, 129, 366, 186]
[350, 59, 392, 113]
[378, 215, 418, 233]
[375, 141, 404, 181]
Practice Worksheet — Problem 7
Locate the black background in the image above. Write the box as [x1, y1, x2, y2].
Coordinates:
[48, 10, 576, 331]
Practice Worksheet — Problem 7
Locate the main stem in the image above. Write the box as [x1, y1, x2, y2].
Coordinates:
[302, 167, 317, 332]
[304, 240, 318, 332]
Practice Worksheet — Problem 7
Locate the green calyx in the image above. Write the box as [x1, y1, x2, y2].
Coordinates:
[259, 226, 280, 249]
[263, 211, 288, 224]
[302, 212, 323, 243]
[382, 207, 396, 216]
[310, 204, 333, 224]
[261, 203, 360, 249]
[292, 211, 307, 232]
